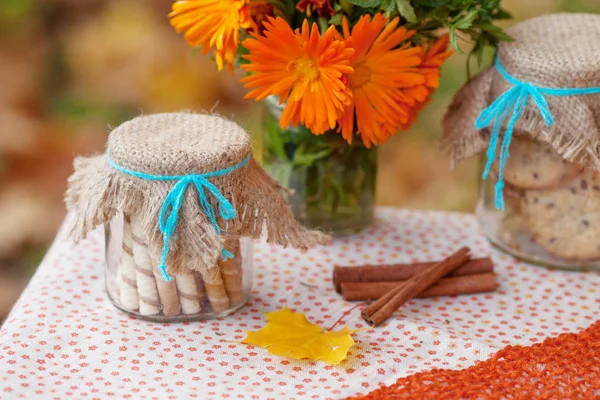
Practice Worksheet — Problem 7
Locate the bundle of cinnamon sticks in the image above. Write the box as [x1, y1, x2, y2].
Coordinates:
[333, 247, 497, 326]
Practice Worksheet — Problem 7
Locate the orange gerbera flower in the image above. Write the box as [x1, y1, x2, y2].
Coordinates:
[241, 17, 354, 134]
[338, 14, 425, 147]
[400, 34, 452, 129]
[169, 0, 252, 72]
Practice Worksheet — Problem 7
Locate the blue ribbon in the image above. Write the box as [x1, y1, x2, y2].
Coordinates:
[107, 152, 251, 282]
[476, 56, 600, 210]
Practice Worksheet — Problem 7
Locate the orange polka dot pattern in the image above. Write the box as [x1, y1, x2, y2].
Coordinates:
[0, 208, 599, 399]
[347, 319, 600, 399]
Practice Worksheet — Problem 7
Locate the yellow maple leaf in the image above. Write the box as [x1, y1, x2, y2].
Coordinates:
[242, 307, 358, 365]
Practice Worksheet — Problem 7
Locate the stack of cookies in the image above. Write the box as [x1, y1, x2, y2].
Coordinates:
[493, 134, 600, 262]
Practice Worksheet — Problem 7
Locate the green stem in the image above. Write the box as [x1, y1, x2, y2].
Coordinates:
[318, 17, 329, 33]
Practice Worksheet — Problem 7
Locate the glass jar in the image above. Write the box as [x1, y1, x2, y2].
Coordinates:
[105, 213, 253, 321]
[476, 135, 600, 270]
[261, 96, 377, 236]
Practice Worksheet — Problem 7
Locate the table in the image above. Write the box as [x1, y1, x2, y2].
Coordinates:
[1, 208, 599, 399]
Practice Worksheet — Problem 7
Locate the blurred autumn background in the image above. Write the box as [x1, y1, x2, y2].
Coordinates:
[1, 0, 598, 322]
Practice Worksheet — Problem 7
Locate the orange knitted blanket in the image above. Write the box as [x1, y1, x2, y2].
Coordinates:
[348, 320, 600, 399]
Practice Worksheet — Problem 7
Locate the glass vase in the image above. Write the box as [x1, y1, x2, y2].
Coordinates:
[261, 97, 377, 236]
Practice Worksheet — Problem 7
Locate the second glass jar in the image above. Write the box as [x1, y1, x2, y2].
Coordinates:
[476, 134, 600, 270]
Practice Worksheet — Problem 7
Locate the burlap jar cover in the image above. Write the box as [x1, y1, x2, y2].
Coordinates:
[66, 112, 330, 316]
[444, 13, 600, 172]
[443, 13, 600, 263]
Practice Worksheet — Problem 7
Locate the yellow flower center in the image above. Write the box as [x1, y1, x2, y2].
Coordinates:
[289, 57, 320, 81]
[350, 62, 371, 89]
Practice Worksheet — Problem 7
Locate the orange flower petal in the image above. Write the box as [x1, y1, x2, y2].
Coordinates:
[338, 15, 424, 146]
[241, 17, 353, 134]
[169, 0, 251, 72]
[337, 15, 452, 146]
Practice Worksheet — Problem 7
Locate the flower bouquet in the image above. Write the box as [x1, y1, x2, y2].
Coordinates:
[169, 0, 510, 234]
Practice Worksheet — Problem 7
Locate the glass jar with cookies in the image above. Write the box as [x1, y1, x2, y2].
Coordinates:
[442, 14, 600, 270]
[475, 134, 600, 269]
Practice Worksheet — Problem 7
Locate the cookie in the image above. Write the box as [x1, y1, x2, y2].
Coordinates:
[486, 168, 525, 213]
[497, 136, 579, 189]
[503, 182, 525, 213]
[522, 173, 600, 260]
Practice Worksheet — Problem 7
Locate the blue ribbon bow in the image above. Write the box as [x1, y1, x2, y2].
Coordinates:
[476, 56, 600, 210]
[107, 152, 251, 282]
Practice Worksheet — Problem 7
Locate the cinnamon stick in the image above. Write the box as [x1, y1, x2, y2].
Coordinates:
[333, 258, 493, 292]
[362, 247, 471, 327]
[341, 273, 497, 301]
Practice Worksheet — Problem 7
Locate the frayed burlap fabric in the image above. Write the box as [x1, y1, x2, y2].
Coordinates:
[66, 112, 330, 276]
[443, 13, 600, 169]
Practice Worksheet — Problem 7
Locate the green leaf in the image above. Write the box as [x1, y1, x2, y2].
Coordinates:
[494, 9, 513, 20]
[328, 13, 343, 26]
[346, 0, 382, 8]
[453, 9, 478, 30]
[292, 148, 332, 167]
[379, 0, 396, 17]
[264, 161, 293, 188]
[263, 118, 288, 161]
[339, 0, 355, 14]
[466, 35, 486, 78]
[380, 0, 392, 10]
[411, 0, 444, 6]
[478, 23, 514, 41]
[449, 28, 463, 55]
[395, 0, 416, 23]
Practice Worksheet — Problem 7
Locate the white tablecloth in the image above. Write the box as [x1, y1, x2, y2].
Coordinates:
[1, 208, 599, 399]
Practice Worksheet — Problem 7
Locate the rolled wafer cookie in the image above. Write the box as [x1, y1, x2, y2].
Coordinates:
[147, 241, 182, 317]
[117, 216, 139, 311]
[194, 273, 207, 304]
[175, 274, 202, 314]
[219, 239, 245, 306]
[130, 215, 160, 316]
[115, 267, 121, 302]
[153, 267, 181, 317]
[199, 266, 230, 313]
